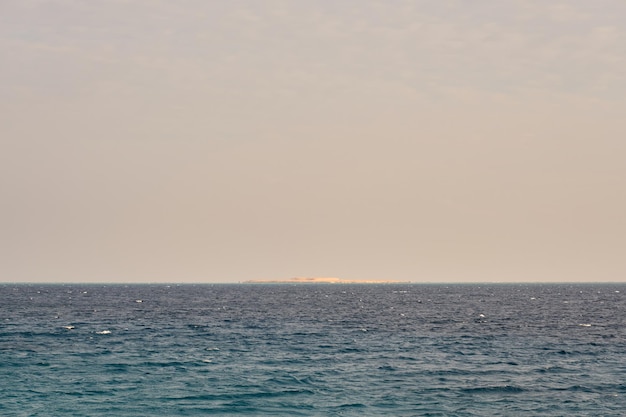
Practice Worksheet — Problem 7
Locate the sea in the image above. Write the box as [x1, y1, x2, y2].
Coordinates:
[1, 283, 625, 416]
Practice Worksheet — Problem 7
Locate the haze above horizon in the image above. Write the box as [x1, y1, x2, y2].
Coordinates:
[1, 1, 625, 283]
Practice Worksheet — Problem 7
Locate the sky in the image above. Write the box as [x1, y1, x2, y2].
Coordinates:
[1, 0, 625, 283]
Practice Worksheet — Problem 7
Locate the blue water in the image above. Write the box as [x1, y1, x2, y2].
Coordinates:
[1, 284, 625, 416]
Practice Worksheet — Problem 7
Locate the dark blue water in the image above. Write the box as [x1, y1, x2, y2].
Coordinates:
[1, 284, 625, 416]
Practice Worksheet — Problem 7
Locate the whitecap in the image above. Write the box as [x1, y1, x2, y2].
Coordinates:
[578, 323, 592, 327]
[135, 299, 143, 303]
[96, 330, 112, 335]
[63, 325, 75, 330]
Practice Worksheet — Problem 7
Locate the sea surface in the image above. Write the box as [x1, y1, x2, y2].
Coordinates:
[1, 283, 625, 416]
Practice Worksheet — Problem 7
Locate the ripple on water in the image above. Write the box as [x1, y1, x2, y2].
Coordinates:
[1, 283, 625, 416]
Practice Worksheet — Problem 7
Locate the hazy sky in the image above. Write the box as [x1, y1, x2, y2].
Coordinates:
[1, 0, 625, 283]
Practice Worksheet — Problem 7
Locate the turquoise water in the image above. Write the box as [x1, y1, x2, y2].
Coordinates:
[1, 284, 625, 415]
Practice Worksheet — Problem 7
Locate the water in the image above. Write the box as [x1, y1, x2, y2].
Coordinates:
[1, 283, 625, 415]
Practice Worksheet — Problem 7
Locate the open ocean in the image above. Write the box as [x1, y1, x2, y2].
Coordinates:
[1, 283, 625, 416]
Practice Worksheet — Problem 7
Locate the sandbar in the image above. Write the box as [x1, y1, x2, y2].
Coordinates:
[244, 277, 401, 284]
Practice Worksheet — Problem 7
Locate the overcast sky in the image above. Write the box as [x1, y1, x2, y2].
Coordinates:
[1, 0, 625, 283]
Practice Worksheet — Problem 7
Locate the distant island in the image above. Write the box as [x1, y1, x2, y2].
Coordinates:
[244, 277, 402, 284]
